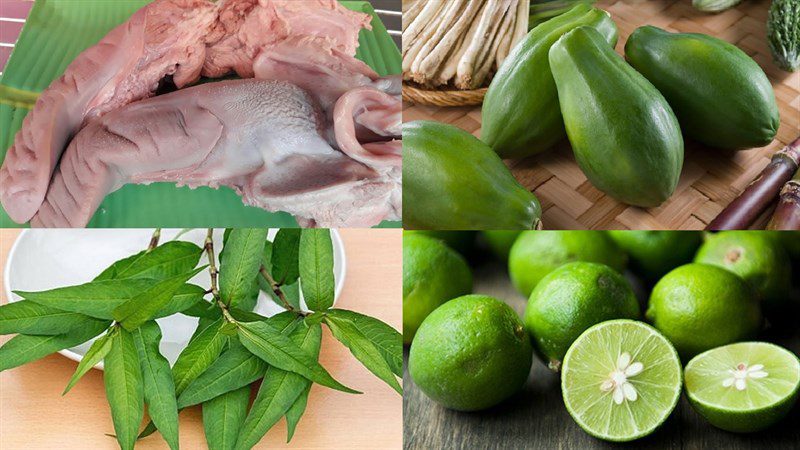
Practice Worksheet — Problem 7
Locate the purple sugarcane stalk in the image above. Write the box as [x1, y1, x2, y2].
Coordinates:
[706, 136, 800, 230]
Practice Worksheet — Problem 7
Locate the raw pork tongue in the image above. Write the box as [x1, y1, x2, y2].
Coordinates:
[30, 80, 399, 228]
[0, 0, 217, 223]
[0, 0, 375, 224]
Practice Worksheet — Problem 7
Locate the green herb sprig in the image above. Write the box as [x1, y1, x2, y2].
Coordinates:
[0, 228, 402, 450]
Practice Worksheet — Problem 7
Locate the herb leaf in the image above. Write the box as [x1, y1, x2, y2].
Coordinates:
[63, 329, 115, 394]
[172, 317, 228, 395]
[154, 284, 209, 318]
[203, 386, 251, 450]
[133, 322, 180, 450]
[326, 309, 402, 376]
[15, 278, 159, 319]
[113, 267, 205, 330]
[95, 241, 203, 281]
[219, 229, 269, 308]
[324, 315, 402, 394]
[235, 322, 322, 450]
[271, 229, 301, 284]
[104, 327, 144, 450]
[0, 319, 110, 372]
[237, 320, 359, 394]
[0, 300, 98, 335]
[285, 384, 311, 442]
[177, 341, 267, 409]
[298, 229, 335, 311]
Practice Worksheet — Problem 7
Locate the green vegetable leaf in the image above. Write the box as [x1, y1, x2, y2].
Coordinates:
[0, 319, 110, 372]
[237, 320, 358, 394]
[203, 386, 251, 450]
[228, 309, 268, 323]
[324, 315, 402, 394]
[0, 300, 99, 335]
[15, 278, 159, 319]
[63, 329, 115, 394]
[133, 322, 180, 450]
[104, 327, 144, 450]
[154, 284, 210, 318]
[284, 384, 311, 442]
[303, 311, 326, 327]
[113, 267, 205, 330]
[298, 229, 335, 311]
[95, 241, 203, 281]
[326, 309, 402, 376]
[219, 229, 269, 308]
[271, 229, 301, 284]
[234, 322, 322, 450]
[172, 318, 228, 395]
[177, 342, 267, 408]
[179, 297, 220, 319]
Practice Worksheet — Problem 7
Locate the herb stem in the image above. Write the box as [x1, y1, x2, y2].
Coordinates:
[204, 228, 239, 324]
[204, 228, 220, 301]
[147, 228, 162, 252]
[259, 266, 296, 312]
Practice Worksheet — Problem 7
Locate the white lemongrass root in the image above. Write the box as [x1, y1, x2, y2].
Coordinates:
[402, 1, 447, 77]
[495, 0, 518, 67]
[418, 0, 485, 87]
[402, 0, 424, 32]
[401, 0, 443, 72]
[404, 0, 531, 90]
[473, 0, 516, 88]
[509, 0, 530, 55]
[436, 0, 487, 86]
[456, 0, 512, 89]
[409, 0, 467, 85]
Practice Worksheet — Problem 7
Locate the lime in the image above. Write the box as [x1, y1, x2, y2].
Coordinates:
[403, 234, 472, 345]
[647, 264, 761, 359]
[695, 231, 791, 312]
[608, 230, 702, 281]
[509, 231, 627, 297]
[524, 262, 639, 371]
[482, 230, 522, 260]
[408, 295, 532, 411]
[767, 231, 800, 260]
[403, 230, 476, 255]
[685, 342, 800, 432]
[561, 320, 682, 442]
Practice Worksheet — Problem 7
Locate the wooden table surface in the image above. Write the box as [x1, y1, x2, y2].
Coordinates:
[0, 228, 402, 450]
[403, 253, 800, 450]
[403, 0, 800, 231]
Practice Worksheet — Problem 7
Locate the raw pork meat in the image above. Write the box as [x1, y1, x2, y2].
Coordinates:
[0, 0, 384, 224]
[31, 80, 400, 228]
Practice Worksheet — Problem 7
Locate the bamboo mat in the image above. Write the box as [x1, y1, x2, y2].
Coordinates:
[403, 0, 800, 230]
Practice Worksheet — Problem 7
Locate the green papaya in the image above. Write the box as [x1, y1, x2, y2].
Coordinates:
[549, 26, 684, 207]
[481, 3, 618, 159]
[625, 26, 780, 150]
[403, 121, 542, 230]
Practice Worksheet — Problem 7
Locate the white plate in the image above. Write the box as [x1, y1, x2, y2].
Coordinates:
[4, 229, 346, 368]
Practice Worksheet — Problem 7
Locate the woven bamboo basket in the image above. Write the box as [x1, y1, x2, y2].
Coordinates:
[402, 83, 488, 107]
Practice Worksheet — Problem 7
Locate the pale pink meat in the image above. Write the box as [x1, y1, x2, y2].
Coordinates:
[30, 80, 399, 228]
[0, 0, 217, 223]
[1, 0, 377, 224]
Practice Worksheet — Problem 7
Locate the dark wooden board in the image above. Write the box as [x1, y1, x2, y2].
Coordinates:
[403, 255, 800, 450]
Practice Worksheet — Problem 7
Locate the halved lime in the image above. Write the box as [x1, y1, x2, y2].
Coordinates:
[685, 342, 800, 432]
[561, 320, 682, 442]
